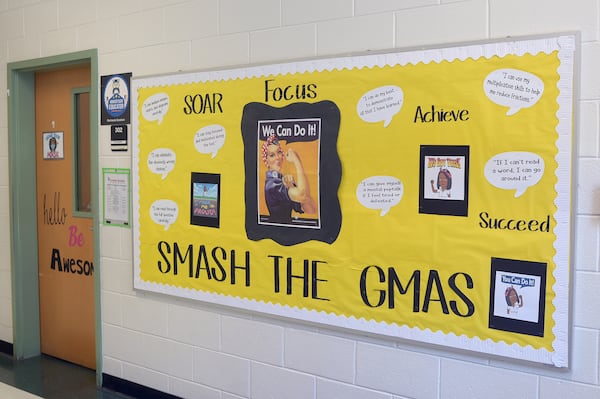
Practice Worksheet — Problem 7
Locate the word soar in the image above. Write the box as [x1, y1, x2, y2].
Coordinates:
[182, 92, 224, 114]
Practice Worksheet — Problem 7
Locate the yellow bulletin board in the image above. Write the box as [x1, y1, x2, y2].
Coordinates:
[132, 34, 576, 366]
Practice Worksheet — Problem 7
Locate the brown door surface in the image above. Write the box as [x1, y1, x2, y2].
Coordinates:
[35, 65, 95, 369]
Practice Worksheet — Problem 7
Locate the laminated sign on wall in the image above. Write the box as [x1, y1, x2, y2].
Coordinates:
[132, 34, 576, 366]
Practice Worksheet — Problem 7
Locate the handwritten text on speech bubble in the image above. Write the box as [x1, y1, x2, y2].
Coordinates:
[142, 93, 170, 124]
[483, 69, 544, 116]
[484, 151, 544, 198]
[150, 199, 178, 230]
[356, 176, 403, 216]
[147, 148, 176, 179]
[194, 124, 226, 158]
[357, 85, 404, 128]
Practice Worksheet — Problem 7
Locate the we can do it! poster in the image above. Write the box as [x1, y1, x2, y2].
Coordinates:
[132, 34, 575, 366]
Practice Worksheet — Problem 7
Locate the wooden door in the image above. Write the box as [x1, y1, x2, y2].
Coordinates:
[35, 65, 95, 369]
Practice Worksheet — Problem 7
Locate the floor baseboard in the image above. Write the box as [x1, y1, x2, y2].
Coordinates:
[0, 340, 13, 357]
[102, 374, 181, 399]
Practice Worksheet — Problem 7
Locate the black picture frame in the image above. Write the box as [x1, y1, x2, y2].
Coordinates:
[419, 145, 470, 217]
[190, 172, 221, 228]
[488, 257, 547, 337]
[241, 101, 342, 246]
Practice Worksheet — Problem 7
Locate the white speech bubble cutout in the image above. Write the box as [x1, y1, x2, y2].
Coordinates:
[357, 85, 404, 127]
[194, 124, 226, 158]
[356, 176, 404, 216]
[484, 152, 545, 198]
[150, 200, 178, 230]
[147, 148, 176, 179]
[483, 69, 544, 116]
[142, 93, 170, 124]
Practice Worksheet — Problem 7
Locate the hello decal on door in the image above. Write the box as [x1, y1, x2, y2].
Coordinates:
[42, 191, 94, 277]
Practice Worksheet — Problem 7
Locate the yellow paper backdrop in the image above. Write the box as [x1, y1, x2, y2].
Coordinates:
[134, 43, 570, 361]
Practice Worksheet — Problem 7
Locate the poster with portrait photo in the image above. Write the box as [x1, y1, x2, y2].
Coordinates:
[419, 145, 469, 216]
[42, 131, 64, 160]
[190, 172, 220, 228]
[489, 257, 547, 337]
[101, 73, 132, 125]
[257, 118, 321, 229]
[241, 101, 342, 246]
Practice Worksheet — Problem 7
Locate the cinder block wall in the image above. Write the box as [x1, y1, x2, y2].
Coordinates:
[1, 1, 599, 398]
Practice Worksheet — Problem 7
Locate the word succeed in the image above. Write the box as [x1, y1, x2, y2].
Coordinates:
[479, 212, 551, 232]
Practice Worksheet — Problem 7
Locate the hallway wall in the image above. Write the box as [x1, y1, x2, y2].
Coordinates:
[1, 1, 599, 398]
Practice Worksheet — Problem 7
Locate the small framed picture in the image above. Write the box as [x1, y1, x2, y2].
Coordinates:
[419, 145, 469, 216]
[190, 172, 221, 228]
[42, 131, 64, 160]
[488, 257, 547, 337]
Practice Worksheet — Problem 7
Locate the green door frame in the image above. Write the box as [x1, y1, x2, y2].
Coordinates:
[7, 49, 101, 381]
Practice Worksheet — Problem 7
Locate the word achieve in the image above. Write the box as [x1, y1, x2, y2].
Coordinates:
[479, 212, 550, 232]
[414, 105, 470, 123]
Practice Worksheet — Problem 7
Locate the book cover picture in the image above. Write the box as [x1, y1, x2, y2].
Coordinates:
[190, 172, 220, 228]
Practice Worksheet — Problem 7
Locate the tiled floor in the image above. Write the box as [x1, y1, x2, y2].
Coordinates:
[0, 382, 43, 398]
[0, 353, 130, 399]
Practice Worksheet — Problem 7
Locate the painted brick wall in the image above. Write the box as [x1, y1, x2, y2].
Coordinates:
[1, 0, 599, 398]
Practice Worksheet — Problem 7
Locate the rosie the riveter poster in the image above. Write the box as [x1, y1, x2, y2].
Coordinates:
[132, 34, 575, 366]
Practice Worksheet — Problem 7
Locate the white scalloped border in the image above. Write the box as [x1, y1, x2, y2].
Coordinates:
[131, 34, 576, 367]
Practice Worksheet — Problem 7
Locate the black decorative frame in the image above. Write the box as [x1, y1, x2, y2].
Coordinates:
[488, 257, 547, 337]
[241, 101, 342, 246]
[419, 145, 470, 217]
[190, 172, 221, 228]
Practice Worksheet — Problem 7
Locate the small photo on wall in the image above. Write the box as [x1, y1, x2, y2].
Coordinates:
[488, 257, 547, 337]
[419, 145, 469, 216]
[190, 172, 221, 228]
[42, 131, 64, 160]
